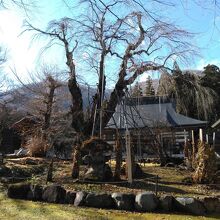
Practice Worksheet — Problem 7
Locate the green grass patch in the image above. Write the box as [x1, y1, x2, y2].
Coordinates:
[0, 186, 219, 220]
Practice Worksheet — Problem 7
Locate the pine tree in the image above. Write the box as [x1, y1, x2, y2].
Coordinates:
[131, 82, 143, 97]
[145, 76, 155, 96]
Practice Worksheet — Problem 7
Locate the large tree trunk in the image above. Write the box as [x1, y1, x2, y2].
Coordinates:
[64, 40, 84, 178]
[68, 78, 84, 132]
[82, 53, 106, 137]
[102, 78, 126, 127]
[42, 76, 57, 131]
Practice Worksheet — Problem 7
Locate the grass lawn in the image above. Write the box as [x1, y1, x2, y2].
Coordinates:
[0, 187, 219, 220]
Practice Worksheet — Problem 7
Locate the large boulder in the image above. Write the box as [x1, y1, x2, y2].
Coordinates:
[111, 193, 135, 211]
[27, 184, 43, 201]
[175, 197, 206, 215]
[42, 185, 66, 203]
[135, 192, 159, 212]
[74, 191, 87, 207]
[202, 197, 220, 214]
[65, 191, 76, 204]
[159, 195, 175, 212]
[85, 193, 114, 209]
[7, 183, 31, 199]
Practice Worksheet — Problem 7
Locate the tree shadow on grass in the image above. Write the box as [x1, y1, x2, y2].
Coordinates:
[112, 180, 187, 194]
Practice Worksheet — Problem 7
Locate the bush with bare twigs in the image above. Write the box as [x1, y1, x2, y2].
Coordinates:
[25, 135, 49, 157]
[192, 141, 217, 184]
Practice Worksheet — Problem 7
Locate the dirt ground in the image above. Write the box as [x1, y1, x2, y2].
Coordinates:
[1, 157, 220, 198]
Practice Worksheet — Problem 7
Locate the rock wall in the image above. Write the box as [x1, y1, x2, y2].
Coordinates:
[7, 183, 220, 215]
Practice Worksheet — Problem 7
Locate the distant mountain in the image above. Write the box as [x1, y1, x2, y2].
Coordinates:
[0, 82, 111, 114]
[0, 78, 162, 115]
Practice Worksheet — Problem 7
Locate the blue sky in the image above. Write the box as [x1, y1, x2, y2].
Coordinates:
[0, 0, 220, 86]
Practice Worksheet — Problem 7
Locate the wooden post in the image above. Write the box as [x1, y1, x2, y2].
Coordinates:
[125, 130, 133, 184]
[155, 175, 159, 196]
[171, 129, 175, 157]
[213, 132, 216, 148]
[138, 131, 141, 159]
[191, 130, 196, 166]
[191, 130, 195, 145]
[114, 131, 122, 181]
[184, 129, 187, 145]
[206, 134, 209, 144]
[199, 129, 203, 142]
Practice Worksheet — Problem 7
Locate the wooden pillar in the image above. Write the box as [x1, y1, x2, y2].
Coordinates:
[171, 129, 175, 157]
[206, 134, 209, 144]
[184, 129, 187, 145]
[191, 130, 195, 145]
[213, 132, 216, 148]
[125, 130, 133, 184]
[199, 128, 203, 142]
[114, 131, 122, 180]
[191, 130, 196, 167]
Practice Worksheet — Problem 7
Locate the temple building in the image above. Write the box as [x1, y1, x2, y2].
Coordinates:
[104, 96, 207, 158]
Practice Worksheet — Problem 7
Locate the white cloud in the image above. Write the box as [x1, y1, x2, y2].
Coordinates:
[138, 71, 161, 82]
[196, 58, 220, 70]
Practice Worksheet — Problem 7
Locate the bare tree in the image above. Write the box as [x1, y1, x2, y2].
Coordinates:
[12, 65, 63, 132]
[24, 0, 195, 174]
[0, 0, 36, 12]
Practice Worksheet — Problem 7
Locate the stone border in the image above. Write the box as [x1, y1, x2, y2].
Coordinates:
[7, 183, 220, 215]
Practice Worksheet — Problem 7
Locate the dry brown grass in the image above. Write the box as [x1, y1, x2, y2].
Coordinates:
[26, 136, 50, 157]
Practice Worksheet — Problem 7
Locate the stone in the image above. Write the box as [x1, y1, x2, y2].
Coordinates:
[27, 184, 43, 201]
[7, 183, 31, 199]
[159, 195, 174, 212]
[111, 193, 135, 211]
[25, 158, 39, 165]
[74, 191, 87, 207]
[15, 147, 29, 156]
[135, 192, 159, 212]
[165, 162, 175, 167]
[81, 138, 113, 181]
[65, 191, 76, 204]
[0, 166, 11, 177]
[175, 197, 206, 215]
[202, 197, 220, 214]
[42, 185, 66, 203]
[85, 193, 114, 209]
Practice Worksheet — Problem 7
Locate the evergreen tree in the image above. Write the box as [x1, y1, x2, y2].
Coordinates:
[201, 64, 220, 122]
[131, 82, 143, 97]
[145, 76, 155, 96]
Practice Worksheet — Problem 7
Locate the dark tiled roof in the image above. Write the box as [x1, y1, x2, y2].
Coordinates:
[106, 97, 207, 129]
